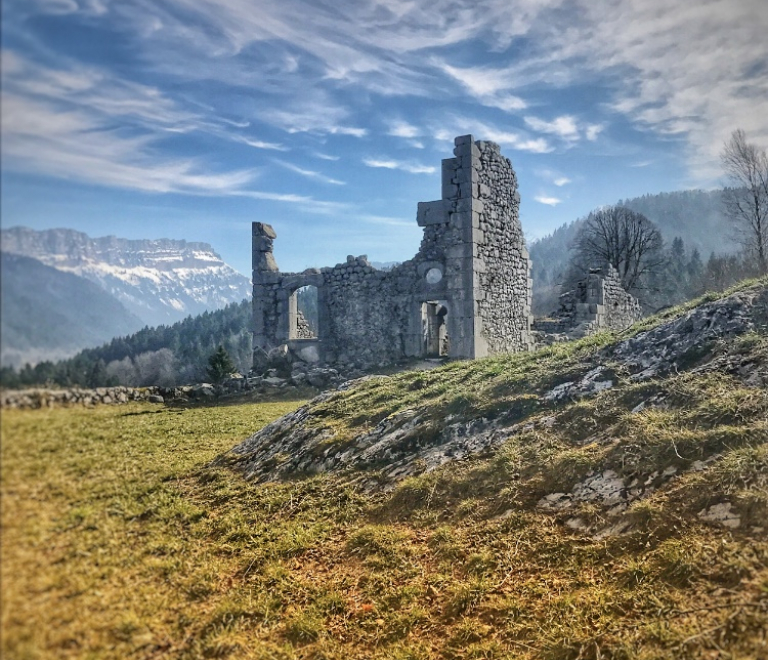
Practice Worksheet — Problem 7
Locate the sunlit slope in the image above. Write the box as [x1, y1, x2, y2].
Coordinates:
[2, 279, 766, 660]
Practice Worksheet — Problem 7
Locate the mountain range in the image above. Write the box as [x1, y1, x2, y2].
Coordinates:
[1, 227, 251, 367]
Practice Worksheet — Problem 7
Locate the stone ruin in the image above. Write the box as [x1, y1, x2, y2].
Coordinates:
[251, 135, 641, 373]
[252, 135, 533, 371]
[532, 264, 642, 340]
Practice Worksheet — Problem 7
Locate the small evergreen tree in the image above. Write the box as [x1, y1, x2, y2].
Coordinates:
[206, 345, 236, 385]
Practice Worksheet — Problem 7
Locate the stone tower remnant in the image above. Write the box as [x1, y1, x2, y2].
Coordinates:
[252, 134, 533, 371]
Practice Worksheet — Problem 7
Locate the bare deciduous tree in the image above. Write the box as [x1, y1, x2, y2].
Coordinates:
[721, 129, 768, 275]
[571, 206, 664, 293]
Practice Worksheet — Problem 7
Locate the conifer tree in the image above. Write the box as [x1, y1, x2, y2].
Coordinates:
[206, 345, 236, 385]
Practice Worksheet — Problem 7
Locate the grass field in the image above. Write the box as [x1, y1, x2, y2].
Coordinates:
[3, 388, 766, 659]
[3, 282, 768, 660]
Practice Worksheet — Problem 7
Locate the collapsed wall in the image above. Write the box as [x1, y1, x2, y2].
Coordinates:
[252, 135, 532, 370]
[533, 264, 642, 338]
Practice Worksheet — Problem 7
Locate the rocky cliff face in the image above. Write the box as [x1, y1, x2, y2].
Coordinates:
[1, 227, 251, 327]
[219, 280, 768, 536]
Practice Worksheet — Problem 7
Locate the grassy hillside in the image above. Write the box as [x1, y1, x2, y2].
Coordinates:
[2, 282, 767, 660]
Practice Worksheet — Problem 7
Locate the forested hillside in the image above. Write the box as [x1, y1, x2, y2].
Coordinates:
[0, 253, 145, 367]
[1, 299, 252, 389]
[530, 189, 743, 314]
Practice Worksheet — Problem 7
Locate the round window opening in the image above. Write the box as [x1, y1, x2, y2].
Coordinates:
[425, 267, 443, 284]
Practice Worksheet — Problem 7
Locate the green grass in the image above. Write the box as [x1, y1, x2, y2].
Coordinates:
[4, 392, 767, 659]
[2, 280, 768, 659]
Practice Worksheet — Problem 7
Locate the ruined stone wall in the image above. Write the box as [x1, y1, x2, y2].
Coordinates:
[473, 140, 532, 353]
[252, 135, 533, 371]
[533, 265, 641, 338]
[320, 256, 412, 366]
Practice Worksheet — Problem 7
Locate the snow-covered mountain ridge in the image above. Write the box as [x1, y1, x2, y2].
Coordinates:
[1, 227, 251, 327]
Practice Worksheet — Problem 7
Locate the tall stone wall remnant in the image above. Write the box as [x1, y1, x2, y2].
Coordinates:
[252, 134, 533, 371]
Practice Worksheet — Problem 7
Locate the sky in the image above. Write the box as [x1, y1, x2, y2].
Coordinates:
[2, 0, 767, 276]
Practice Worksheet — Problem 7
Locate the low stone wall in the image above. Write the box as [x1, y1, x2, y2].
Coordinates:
[1, 385, 167, 410]
[0, 366, 350, 410]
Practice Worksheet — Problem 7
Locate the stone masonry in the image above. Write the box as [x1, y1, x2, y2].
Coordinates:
[533, 264, 642, 338]
[252, 135, 533, 371]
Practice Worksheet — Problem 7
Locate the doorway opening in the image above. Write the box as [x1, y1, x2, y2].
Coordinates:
[290, 285, 318, 339]
[422, 301, 449, 357]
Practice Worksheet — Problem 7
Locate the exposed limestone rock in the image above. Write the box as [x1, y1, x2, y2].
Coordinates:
[698, 502, 741, 529]
[223, 281, 768, 495]
[606, 285, 768, 382]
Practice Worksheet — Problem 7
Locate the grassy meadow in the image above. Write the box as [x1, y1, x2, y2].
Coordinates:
[3, 391, 766, 658]
[2, 283, 767, 660]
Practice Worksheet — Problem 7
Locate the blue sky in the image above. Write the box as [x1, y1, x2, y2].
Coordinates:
[2, 0, 767, 276]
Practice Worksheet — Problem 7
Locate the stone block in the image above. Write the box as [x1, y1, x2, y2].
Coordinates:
[454, 134, 474, 147]
[256, 252, 279, 272]
[417, 200, 451, 226]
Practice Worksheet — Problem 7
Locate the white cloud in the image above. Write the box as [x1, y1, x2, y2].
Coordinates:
[234, 190, 349, 214]
[360, 215, 413, 227]
[9, 0, 768, 189]
[585, 124, 603, 141]
[276, 160, 345, 185]
[534, 195, 562, 206]
[435, 61, 527, 112]
[555, 0, 768, 177]
[524, 115, 579, 140]
[437, 118, 553, 153]
[363, 158, 436, 174]
[524, 115, 603, 144]
[1, 93, 258, 195]
[535, 168, 572, 186]
[261, 104, 367, 137]
[388, 120, 420, 139]
[313, 152, 340, 161]
[239, 137, 288, 151]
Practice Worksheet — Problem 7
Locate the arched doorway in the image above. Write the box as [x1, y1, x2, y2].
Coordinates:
[289, 285, 319, 339]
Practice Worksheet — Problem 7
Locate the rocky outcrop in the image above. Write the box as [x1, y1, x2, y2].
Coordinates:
[221, 281, 768, 491]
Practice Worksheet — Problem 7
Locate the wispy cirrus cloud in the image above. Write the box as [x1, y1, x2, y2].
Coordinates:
[6, 0, 768, 201]
[1, 92, 258, 195]
[435, 61, 527, 112]
[524, 115, 579, 140]
[387, 120, 420, 139]
[275, 160, 345, 185]
[524, 115, 605, 144]
[238, 137, 288, 151]
[435, 118, 552, 154]
[360, 215, 413, 227]
[363, 158, 436, 174]
[535, 168, 571, 187]
[233, 190, 350, 215]
[260, 100, 367, 137]
[0, 51, 294, 194]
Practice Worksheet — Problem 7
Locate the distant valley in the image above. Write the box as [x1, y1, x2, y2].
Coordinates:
[1, 227, 250, 367]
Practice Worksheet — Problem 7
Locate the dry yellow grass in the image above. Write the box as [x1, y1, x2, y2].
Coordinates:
[2, 386, 766, 659]
[4, 285, 768, 659]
